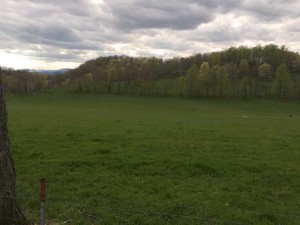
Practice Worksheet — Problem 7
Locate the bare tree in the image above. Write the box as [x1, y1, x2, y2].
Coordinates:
[0, 67, 28, 225]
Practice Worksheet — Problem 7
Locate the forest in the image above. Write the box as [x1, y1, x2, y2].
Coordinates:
[2, 44, 300, 99]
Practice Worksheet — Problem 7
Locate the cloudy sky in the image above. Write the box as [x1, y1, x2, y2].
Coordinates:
[1, 0, 300, 70]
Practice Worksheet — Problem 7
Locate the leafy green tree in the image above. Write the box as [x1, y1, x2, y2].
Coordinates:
[156, 78, 173, 96]
[176, 76, 186, 96]
[273, 64, 292, 98]
[258, 63, 273, 79]
[48, 74, 65, 89]
[185, 64, 199, 97]
[292, 55, 300, 74]
[291, 74, 300, 98]
[209, 65, 219, 97]
[61, 78, 71, 90]
[239, 59, 250, 97]
[258, 63, 273, 96]
[199, 62, 210, 97]
[262, 44, 287, 70]
[216, 66, 229, 97]
[82, 73, 94, 92]
[14, 70, 33, 94]
[107, 64, 117, 93]
[225, 63, 239, 97]
[208, 52, 221, 66]
[3, 76, 19, 94]
[122, 63, 134, 94]
[31, 74, 48, 92]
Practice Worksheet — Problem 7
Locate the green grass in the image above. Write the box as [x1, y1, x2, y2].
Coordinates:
[7, 92, 300, 225]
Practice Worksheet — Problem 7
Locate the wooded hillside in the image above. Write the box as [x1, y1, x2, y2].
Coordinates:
[3, 44, 300, 98]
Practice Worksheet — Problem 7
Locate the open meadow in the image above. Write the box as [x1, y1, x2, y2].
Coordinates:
[7, 92, 300, 225]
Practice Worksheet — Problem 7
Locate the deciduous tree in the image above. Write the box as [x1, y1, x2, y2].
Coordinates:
[185, 64, 199, 97]
[0, 68, 28, 225]
[199, 62, 210, 97]
[258, 63, 273, 96]
[273, 64, 292, 98]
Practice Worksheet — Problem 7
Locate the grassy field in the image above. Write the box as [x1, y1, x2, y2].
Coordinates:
[7, 92, 300, 225]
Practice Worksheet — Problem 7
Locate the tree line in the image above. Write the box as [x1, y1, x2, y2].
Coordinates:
[3, 44, 300, 99]
[1, 68, 48, 94]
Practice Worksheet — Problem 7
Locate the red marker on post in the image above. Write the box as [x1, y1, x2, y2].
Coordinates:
[40, 178, 46, 202]
[40, 178, 46, 225]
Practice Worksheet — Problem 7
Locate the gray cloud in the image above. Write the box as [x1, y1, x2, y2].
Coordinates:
[25, 0, 93, 17]
[22, 25, 79, 43]
[0, 0, 299, 69]
[240, 0, 300, 20]
[104, 1, 215, 30]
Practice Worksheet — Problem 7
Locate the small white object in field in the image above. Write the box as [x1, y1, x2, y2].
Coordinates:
[242, 115, 248, 118]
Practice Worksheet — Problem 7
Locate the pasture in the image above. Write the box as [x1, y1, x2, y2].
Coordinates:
[7, 92, 300, 224]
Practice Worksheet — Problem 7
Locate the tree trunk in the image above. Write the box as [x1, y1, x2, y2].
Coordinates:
[0, 68, 28, 225]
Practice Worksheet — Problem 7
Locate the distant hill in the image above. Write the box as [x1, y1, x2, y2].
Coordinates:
[31, 68, 71, 75]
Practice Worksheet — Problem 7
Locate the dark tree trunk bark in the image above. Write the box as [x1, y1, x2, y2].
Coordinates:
[0, 68, 28, 225]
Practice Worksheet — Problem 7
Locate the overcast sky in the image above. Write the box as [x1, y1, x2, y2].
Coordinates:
[1, 0, 300, 70]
